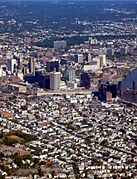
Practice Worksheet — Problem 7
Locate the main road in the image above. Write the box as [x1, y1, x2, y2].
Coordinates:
[36, 89, 95, 96]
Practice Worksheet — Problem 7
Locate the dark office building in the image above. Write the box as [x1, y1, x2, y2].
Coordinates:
[84, 53, 88, 62]
[107, 84, 117, 98]
[92, 91, 99, 97]
[24, 74, 35, 84]
[74, 54, 78, 63]
[46, 61, 60, 72]
[13, 55, 20, 69]
[28, 57, 35, 74]
[98, 82, 106, 101]
[117, 81, 122, 96]
[60, 58, 67, 65]
[35, 70, 43, 83]
[98, 82, 117, 101]
[38, 73, 50, 89]
[81, 72, 90, 89]
[25, 70, 50, 89]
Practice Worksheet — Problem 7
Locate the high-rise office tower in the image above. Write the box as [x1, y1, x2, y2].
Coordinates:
[50, 71, 61, 90]
[35, 70, 43, 83]
[0, 64, 6, 77]
[74, 54, 83, 64]
[99, 55, 107, 68]
[98, 82, 117, 101]
[38, 73, 50, 89]
[24, 74, 35, 84]
[17, 70, 24, 80]
[92, 55, 107, 70]
[78, 54, 83, 64]
[7, 58, 17, 73]
[28, 57, 35, 74]
[46, 60, 60, 72]
[22, 65, 29, 75]
[65, 66, 76, 82]
[120, 47, 128, 56]
[106, 48, 114, 58]
[88, 52, 92, 63]
[81, 72, 90, 89]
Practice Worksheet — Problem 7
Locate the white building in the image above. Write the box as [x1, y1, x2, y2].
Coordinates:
[84, 64, 96, 72]
[67, 81, 77, 89]
[17, 70, 24, 80]
[0, 64, 6, 77]
[78, 54, 83, 64]
[99, 54, 107, 68]
[85, 54, 107, 72]
[74, 54, 83, 64]
[50, 71, 61, 90]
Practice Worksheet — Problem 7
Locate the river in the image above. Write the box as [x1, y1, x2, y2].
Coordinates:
[120, 68, 137, 103]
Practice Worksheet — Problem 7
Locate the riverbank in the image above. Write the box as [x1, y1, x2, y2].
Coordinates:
[117, 96, 137, 107]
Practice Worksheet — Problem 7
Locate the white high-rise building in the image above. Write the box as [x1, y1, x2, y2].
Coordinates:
[0, 64, 6, 77]
[7, 58, 17, 73]
[65, 66, 76, 82]
[78, 54, 83, 64]
[89, 54, 107, 71]
[74, 54, 83, 64]
[99, 54, 107, 68]
[50, 71, 61, 91]
[0, 68, 3, 77]
[92, 56, 100, 69]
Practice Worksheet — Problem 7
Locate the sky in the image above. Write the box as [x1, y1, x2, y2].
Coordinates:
[0, 0, 137, 2]
[0, 0, 135, 1]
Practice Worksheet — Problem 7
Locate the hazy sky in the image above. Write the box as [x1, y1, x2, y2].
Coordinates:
[0, 0, 135, 1]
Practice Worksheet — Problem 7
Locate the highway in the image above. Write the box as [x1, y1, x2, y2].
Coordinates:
[36, 89, 95, 96]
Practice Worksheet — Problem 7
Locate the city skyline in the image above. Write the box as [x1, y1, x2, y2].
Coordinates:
[0, 0, 136, 178]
